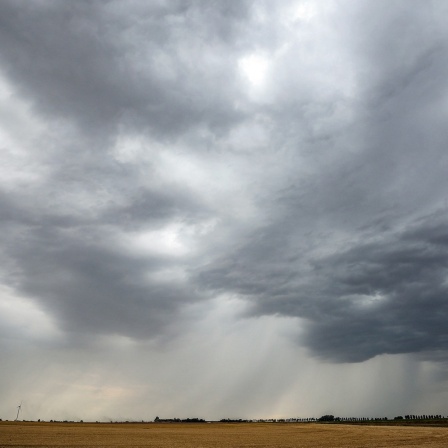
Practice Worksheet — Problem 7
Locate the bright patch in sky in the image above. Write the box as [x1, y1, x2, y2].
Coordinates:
[0, 287, 60, 341]
[289, 1, 316, 21]
[351, 292, 386, 308]
[129, 224, 189, 257]
[239, 54, 269, 87]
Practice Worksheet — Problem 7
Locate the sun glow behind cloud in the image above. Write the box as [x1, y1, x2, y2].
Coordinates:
[239, 54, 269, 87]
[288, 1, 317, 22]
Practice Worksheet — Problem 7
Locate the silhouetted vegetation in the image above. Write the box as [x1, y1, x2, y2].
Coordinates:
[318, 415, 335, 422]
[220, 418, 250, 423]
[153, 417, 206, 423]
[5, 413, 448, 425]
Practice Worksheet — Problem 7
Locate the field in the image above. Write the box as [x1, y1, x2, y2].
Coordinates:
[2, 421, 448, 448]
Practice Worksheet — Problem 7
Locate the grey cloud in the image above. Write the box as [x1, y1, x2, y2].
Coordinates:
[109, 187, 211, 229]
[2, 0, 448, 366]
[0, 0, 250, 141]
[306, 212, 448, 359]
[194, 1, 448, 362]
[198, 210, 448, 362]
[2, 220, 199, 342]
[0, 167, 210, 344]
[0, 0, 246, 348]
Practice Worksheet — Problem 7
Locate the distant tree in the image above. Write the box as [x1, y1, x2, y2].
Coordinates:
[154, 416, 160, 422]
[318, 415, 335, 422]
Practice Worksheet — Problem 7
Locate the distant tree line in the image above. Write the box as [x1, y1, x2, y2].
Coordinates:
[6, 414, 446, 424]
[315, 414, 446, 423]
[403, 415, 443, 420]
[220, 419, 250, 423]
[153, 416, 205, 423]
[318, 416, 387, 422]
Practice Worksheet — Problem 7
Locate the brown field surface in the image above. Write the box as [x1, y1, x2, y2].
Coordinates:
[2, 421, 448, 448]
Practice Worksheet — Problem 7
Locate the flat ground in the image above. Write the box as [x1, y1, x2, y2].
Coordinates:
[2, 421, 448, 448]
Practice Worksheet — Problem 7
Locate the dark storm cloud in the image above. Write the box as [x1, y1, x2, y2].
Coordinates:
[0, 0, 249, 140]
[198, 210, 448, 362]
[304, 212, 448, 362]
[195, 1, 448, 362]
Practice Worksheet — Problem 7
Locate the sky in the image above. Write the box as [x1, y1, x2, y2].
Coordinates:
[1, 0, 448, 422]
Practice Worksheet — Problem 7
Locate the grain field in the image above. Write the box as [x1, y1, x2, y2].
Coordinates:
[2, 421, 448, 448]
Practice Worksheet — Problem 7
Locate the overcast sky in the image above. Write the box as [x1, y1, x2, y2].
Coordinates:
[1, 0, 448, 422]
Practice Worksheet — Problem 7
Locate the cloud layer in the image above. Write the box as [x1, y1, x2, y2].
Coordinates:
[1, 0, 448, 420]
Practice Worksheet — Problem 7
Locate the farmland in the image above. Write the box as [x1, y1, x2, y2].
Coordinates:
[2, 421, 448, 447]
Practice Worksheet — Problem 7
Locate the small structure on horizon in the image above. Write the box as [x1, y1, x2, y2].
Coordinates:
[15, 402, 22, 421]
